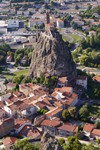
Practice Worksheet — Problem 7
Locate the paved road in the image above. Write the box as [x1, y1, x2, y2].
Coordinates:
[77, 65, 100, 76]
[60, 27, 85, 43]
[5, 31, 36, 37]
[67, 27, 85, 38]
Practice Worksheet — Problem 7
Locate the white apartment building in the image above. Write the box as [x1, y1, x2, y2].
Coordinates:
[7, 20, 19, 28]
[29, 19, 44, 27]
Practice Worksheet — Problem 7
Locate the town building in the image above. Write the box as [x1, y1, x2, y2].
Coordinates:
[76, 76, 87, 89]
[41, 119, 62, 135]
[28, 19, 44, 27]
[57, 77, 68, 87]
[91, 129, 100, 139]
[3, 137, 17, 150]
[7, 82, 16, 91]
[57, 123, 78, 136]
[56, 19, 64, 28]
[0, 118, 15, 138]
[7, 19, 19, 29]
[83, 123, 95, 137]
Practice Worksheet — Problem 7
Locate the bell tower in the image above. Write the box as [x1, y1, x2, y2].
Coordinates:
[46, 11, 50, 24]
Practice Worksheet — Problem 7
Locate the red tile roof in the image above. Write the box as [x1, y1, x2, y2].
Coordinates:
[9, 100, 28, 111]
[58, 77, 67, 83]
[35, 101, 47, 109]
[57, 18, 64, 22]
[41, 119, 61, 127]
[58, 123, 78, 133]
[13, 91, 26, 99]
[43, 98, 52, 106]
[55, 87, 73, 93]
[51, 92, 58, 97]
[6, 95, 17, 104]
[54, 101, 63, 107]
[15, 119, 30, 129]
[83, 123, 94, 132]
[91, 22, 100, 25]
[93, 76, 100, 82]
[92, 129, 100, 136]
[46, 107, 63, 117]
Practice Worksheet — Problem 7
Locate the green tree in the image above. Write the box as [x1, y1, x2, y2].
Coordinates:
[63, 144, 71, 150]
[66, 136, 82, 150]
[62, 109, 70, 121]
[0, 66, 3, 74]
[58, 138, 65, 146]
[15, 139, 28, 150]
[72, 139, 82, 150]
[21, 76, 31, 83]
[13, 75, 25, 84]
[84, 143, 100, 150]
[39, 74, 45, 84]
[90, 35, 94, 47]
[68, 106, 76, 118]
[15, 138, 39, 150]
[0, 44, 11, 52]
[79, 104, 89, 121]
[79, 55, 90, 66]
[79, 38, 87, 49]
[95, 121, 100, 129]
[96, 138, 100, 145]
[71, 22, 78, 29]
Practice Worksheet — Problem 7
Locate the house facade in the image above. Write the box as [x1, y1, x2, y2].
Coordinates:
[4, 101, 37, 118]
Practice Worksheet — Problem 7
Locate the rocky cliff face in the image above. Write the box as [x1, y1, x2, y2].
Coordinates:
[29, 30, 77, 81]
[40, 132, 63, 150]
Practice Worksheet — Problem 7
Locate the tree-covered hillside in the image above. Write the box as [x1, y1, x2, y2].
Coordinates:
[72, 32, 100, 68]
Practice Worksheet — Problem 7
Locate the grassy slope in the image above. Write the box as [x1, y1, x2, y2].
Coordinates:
[4, 69, 28, 79]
